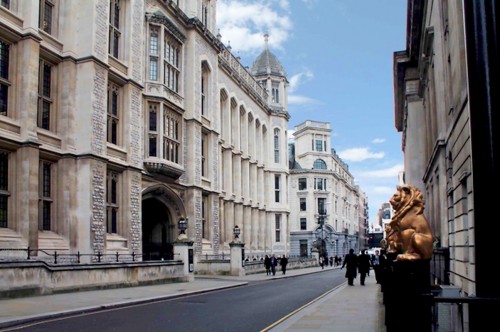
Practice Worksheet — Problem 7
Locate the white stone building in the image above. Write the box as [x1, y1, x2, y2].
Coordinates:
[0, 0, 290, 264]
[288, 120, 361, 258]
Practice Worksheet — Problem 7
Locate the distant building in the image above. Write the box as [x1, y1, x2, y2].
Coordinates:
[288, 121, 362, 258]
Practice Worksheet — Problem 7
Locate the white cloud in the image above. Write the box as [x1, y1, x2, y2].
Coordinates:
[337, 147, 384, 162]
[359, 164, 404, 178]
[371, 138, 385, 144]
[288, 95, 320, 105]
[288, 70, 314, 93]
[217, 1, 293, 54]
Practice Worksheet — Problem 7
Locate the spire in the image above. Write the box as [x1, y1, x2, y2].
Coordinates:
[264, 33, 269, 50]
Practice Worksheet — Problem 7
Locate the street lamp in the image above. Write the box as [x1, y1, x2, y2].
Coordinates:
[177, 218, 187, 240]
[233, 225, 241, 241]
[317, 210, 326, 258]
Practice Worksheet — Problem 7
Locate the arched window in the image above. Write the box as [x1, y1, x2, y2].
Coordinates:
[274, 128, 280, 163]
[313, 159, 327, 169]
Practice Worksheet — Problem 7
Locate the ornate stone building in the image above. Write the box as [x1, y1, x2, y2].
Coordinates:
[288, 121, 361, 258]
[0, 0, 290, 264]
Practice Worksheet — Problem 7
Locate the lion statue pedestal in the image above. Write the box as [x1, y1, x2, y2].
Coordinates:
[383, 185, 433, 332]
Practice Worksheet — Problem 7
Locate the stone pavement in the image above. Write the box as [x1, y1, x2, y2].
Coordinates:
[0, 265, 385, 331]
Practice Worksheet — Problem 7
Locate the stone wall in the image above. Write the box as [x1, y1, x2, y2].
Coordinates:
[0, 261, 186, 298]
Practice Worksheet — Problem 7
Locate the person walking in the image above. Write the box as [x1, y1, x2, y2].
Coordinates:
[270, 254, 278, 276]
[371, 249, 382, 284]
[280, 255, 288, 274]
[358, 249, 372, 286]
[264, 254, 271, 275]
[341, 248, 358, 286]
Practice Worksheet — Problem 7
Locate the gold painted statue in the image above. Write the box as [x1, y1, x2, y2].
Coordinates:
[385, 184, 433, 261]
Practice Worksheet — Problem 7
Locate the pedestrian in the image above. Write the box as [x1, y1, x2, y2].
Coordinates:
[270, 254, 278, 276]
[341, 248, 358, 286]
[329, 256, 333, 267]
[358, 249, 372, 285]
[264, 254, 271, 275]
[371, 249, 382, 284]
[319, 256, 325, 269]
[280, 255, 288, 274]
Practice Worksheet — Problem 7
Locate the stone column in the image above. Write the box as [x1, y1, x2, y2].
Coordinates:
[224, 201, 235, 244]
[243, 206, 251, 249]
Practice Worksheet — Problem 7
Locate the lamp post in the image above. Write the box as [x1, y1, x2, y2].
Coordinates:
[233, 225, 241, 241]
[317, 210, 326, 258]
[177, 218, 188, 240]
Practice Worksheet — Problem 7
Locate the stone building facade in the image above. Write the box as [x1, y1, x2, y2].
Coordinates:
[0, 0, 290, 264]
[288, 121, 361, 258]
[394, 2, 500, 324]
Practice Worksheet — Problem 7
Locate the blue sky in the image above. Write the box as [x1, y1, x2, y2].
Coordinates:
[216, 0, 407, 225]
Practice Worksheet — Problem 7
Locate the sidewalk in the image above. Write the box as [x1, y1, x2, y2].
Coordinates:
[0, 266, 385, 331]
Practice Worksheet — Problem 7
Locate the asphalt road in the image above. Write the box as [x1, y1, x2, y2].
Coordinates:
[9, 269, 346, 332]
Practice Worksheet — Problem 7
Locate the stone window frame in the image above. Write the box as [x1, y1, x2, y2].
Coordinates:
[37, 56, 57, 131]
[0, 38, 10, 117]
[0, 150, 9, 228]
[298, 177, 307, 190]
[201, 131, 208, 178]
[274, 174, 280, 203]
[106, 80, 121, 146]
[38, 159, 55, 231]
[39, 0, 59, 37]
[275, 214, 281, 242]
[108, 0, 121, 59]
[106, 169, 120, 234]
[273, 128, 280, 163]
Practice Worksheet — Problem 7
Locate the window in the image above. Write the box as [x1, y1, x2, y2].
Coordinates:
[37, 59, 53, 130]
[318, 197, 326, 215]
[314, 178, 327, 191]
[298, 178, 307, 190]
[201, 0, 209, 26]
[148, 103, 158, 157]
[1, 0, 10, 9]
[106, 170, 119, 234]
[300, 218, 306, 230]
[202, 195, 207, 239]
[148, 102, 181, 164]
[275, 214, 281, 242]
[162, 108, 180, 163]
[313, 159, 327, 169]
[107, 82, 120, 144]
[0, 151, 8, 228]
[274, 128, 280, 163]
[149, 27, 159, 81]
[109, 0, 121, 58]
[202, 132, 208, 177]
[39, 161, 53, 231]
[274, 174, 280, 203]
[300, 198, 306, 211]
[39, 0, 54, 34]
[164, 32, 180, 93]
[201, 62, 209, 116]
[0, 40, 9, 116]
[315, 139, 323, 152]
[272, 83, 279, 103]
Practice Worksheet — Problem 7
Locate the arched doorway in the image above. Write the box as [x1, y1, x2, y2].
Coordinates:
[142, 198, 174, 260]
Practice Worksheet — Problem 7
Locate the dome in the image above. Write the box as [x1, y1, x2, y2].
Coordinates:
[250, 34, 287, 77]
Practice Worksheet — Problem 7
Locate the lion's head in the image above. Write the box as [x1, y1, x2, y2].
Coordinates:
[390, 184, 424, 220]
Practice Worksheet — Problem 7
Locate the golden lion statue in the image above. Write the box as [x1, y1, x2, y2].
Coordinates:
[385, 184, 433, 261]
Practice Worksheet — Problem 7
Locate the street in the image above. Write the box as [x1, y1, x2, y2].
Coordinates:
[6, 269, 345, 332]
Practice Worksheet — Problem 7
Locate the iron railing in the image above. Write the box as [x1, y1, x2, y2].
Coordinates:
[0, 248, 175, 264]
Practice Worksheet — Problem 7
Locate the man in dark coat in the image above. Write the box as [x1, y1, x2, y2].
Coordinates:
[358, 249, 372, 285]
[341, 248, 358, 286]
[280, 255, 288, 274]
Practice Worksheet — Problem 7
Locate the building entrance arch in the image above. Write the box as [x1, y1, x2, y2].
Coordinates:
[142, 185, 186, 261]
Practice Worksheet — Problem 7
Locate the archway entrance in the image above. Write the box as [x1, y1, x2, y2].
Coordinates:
[142, 198, 174, 260]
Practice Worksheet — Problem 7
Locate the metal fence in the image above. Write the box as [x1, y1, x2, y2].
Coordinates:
[0, 248, 148, 264]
